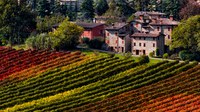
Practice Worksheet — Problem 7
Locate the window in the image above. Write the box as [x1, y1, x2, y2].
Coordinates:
[107, 33, 109, 36]
[168, 35, 171, 39]
[157, 27, 160, 31]
[153, 43, 155, 47]
[106, 40, 109, 44]
[143, 43, 146, 47]
[168, 27, 171, 31]
[100, 30, 103, 35]
[136, 23, 138, 27]
[122, 40, 124, 44]
[153, 38, 155, 40]
[115, 32, 118, 36]
[144, 37, 146, 40]
[158, 37, 159, 40]
[139, 43, 141, 46]
[134, 43, 136, 46]
[139, 37, 141, 40]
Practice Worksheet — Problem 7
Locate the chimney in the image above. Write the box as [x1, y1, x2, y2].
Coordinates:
[169, 15, 174, 21]
[160, 20, 163, 24]
[139, 15, 144, 20]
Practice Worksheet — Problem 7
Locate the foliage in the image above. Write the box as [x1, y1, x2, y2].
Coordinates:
[115, 0, 135, 17]
[79, 0, 95, 21]
[107, 52, 115, 58]
[95, 0, 109, 16]
[163, 53, 169, 59]
[171, 15, 200, 52]
[36, 14, 65, 33]
[104, 0, 121, 17]
[37, 0, 51, 17]
[179, 0, 200, 20]
[179, 50, 198, 61]
[25, 33, 54, 50]
[0, 47, 199, 111]
[127, 14, 135, 23]
[138, 55, 150, 64]
[123, 52, 132, 59]
[149, 52, 154, 58]
[88, 37, 104, 49]
[0, 0, 36, 45]
[49, 18, 84, 50]
[82, 37, 90, 44]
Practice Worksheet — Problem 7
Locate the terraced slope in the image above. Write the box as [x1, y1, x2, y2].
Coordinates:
[0, 47, 199, 111]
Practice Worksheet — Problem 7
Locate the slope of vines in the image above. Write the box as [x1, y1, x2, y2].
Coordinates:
[0, 47, 199, 112]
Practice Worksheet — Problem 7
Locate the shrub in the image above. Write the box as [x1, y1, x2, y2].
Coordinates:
[123, 52, 132, 59]
[156, 49, 160, 56]
[25, 33, 54, 50]
[107, 52, 115, 58]
[163, 53, 169, 59]
[138, 55, 150, 64]
[149, 52, 154, 57]
[93, 50, 100, 56]
[82, 37, 90, 44]
[89, 37, 104, 49]
[179, 50, 196, 61]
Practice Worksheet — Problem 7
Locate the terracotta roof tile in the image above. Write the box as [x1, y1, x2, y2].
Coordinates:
[131, 33, 160, 38]
[150, 18, 179, 26]
[105, 23, 128, 31]
[76, 22, 104, 29]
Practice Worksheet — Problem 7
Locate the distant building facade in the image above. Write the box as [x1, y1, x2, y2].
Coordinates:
[131, 32, 165, 56]
[105, 23, 131, 53]
[132, 11, 179, 45]
[131, 11, 179, 54]
[76, 22, 105, 40]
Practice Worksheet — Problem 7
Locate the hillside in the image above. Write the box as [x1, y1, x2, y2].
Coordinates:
[0, 47, 199, 111]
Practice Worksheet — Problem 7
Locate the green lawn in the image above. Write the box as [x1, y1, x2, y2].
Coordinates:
[79, 48, 163, 64]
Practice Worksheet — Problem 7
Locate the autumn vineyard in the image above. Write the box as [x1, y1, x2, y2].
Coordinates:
[0, 47, 200, 111]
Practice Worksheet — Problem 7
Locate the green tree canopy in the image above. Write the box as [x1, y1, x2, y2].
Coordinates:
[104, 0, 121, 17]
[95, 0, 109, 16]
[170, 15, 200, 52]
[36, 14, 65, 33]
[37, 0, 51, 17]
[79, 0, 95, 21]
[0, 0, 36, 45]
[49, 18, 84, 50]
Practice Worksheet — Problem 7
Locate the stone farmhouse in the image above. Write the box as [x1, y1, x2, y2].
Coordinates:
[130, 11, 179, 55]
[131, 32, 165, 56]
[103, 11, 179, 56]
[105, 23, 131, 53]
[133, 11, 179, 45]
[53, 11, 179, 56]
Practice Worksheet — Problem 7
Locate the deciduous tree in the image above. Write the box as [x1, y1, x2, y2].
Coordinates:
[171, 15, 200, 52]
[0, 0, 36, 44]
[80, 0, 95, 21]
[49, 18, 84, 50]
[95, 0, 109, 16]
[179, 0, 200, 20]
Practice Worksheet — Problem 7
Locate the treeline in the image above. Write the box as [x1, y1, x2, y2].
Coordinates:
[0, 0, 199, 50]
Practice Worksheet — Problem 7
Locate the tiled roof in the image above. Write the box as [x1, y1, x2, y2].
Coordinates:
[135, 11, 165, 16]
[131, 33, 160, 38]
[105, 23, 128, 31]
[76, 22, 104, 29]
[150, 18, 179, 26]
[52, 22, 104, 29]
